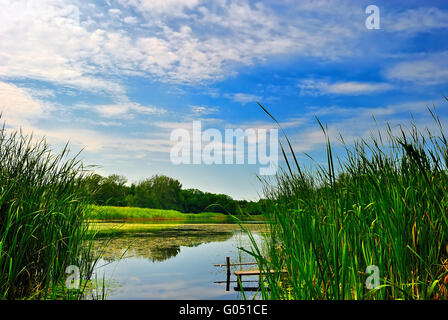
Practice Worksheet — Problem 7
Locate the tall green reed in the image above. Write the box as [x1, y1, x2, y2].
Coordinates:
[245, 103, 448, 300]
[0, 121, 98, 299]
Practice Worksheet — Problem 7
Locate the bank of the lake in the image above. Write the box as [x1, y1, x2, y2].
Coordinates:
[87, 205, 264, 223]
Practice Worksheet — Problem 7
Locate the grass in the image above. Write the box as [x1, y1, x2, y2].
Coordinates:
[0, 123, 99, 299]
[87, 205, 264, 222]
[244, 103, 448, 300]
[90, 220, 267, 238]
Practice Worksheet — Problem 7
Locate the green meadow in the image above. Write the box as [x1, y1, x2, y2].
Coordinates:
[86, 205, 260, 222]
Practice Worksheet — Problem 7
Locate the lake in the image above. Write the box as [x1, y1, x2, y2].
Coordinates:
[88, 222, 266, 300]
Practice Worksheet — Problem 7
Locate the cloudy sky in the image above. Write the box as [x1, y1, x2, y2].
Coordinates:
[1, 0, 448, 199]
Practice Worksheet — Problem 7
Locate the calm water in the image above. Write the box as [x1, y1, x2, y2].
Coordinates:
[89, 223, 266, 300]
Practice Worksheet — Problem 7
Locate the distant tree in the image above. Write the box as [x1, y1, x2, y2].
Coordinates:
[181, 189, 207, 213]
[83, 174, 128, 206]
[205, 193, 236, 214]
[149, 175, 183, 210]
[99, 174, 128, 206]
[127, 178, 157, 208]
[83, 173, 104, 199]
[128, 175, 183, 210]
[84, 172, 261, 215]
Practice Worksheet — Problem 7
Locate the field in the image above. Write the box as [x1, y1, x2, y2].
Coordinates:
[87, 205, 264, 222]
[88, 205, 227, 220]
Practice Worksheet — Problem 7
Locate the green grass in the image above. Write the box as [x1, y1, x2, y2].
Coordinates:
[87, 205, 264, 222]
[0, 123, 99, 299]
[244, 103, 448, 300]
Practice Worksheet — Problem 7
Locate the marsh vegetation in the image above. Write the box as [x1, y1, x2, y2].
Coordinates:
[3, 102, 448, 300]
[247, 105, 448, 300]
[0, 123, 97, 299]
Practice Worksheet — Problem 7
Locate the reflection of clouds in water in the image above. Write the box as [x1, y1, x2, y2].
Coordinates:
[109, 280, 229, 300]
[90, 224, 267, 299]
[96, 233, 232, 262]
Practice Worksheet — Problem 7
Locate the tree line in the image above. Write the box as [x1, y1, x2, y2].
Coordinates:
[83, 174, 265, 215]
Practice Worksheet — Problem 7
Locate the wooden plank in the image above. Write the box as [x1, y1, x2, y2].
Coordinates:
[234, 269, 287, 276]
[234, 287, 260, 292]
[234, 268, 260, 276]
[213, 262, 258, 267]
[226, 257, 230, 291]
[214, 280, 259, 284]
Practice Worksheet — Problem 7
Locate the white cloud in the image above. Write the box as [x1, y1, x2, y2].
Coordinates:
[310, 100, 439, 118]
[22, 88, 56, 99]
[108, 8, 121, 16]
[123, 16, 139, 24]
[0, 0, 126, 94]
[78, 101, 166, 119]
[0, 80, 170, 157]
[26, 125, 172, 153]
[0, 0, 363, 86]
[118, 0, 202, 17]
[230, 93, 262, 104]
[191, 105, 219, 115]
[0, 81, 50, 126]
[385, 52, 448, 85]
[2, 1, 447, 89]
[95, 105, 130, 118]
[288, 98, 447, 153]
[387, 7, 448, 32]
[298, 80, 393, 96]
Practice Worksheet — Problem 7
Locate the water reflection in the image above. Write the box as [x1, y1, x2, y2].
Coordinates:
[93, 224, 242, 262]
[90, 223, 266, 299]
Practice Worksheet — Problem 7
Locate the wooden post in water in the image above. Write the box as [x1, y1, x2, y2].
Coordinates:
[226, 256, 231, 291]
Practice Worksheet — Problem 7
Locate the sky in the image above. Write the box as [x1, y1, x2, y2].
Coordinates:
[1, 0, 448, 200]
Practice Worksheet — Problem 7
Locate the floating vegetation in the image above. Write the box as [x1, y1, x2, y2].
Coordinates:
[91, 223, 266, 263]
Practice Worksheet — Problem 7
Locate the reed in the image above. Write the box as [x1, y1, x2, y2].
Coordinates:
[245, 103, 448, 300]
[0, 121, 97, 299]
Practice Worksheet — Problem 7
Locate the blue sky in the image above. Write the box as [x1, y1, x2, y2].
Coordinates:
[1, 0, 448, 199]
